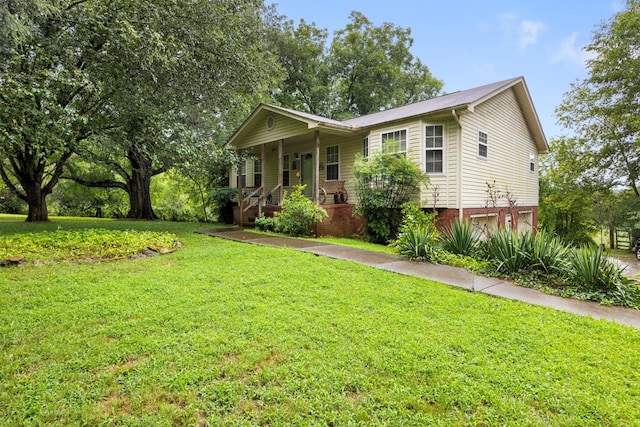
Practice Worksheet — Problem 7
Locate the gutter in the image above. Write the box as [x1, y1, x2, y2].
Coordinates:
[452, 109, 464, 222]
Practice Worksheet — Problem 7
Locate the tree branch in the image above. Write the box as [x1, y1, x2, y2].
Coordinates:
[0, 165, 27, 202]
[65, 175, 128, 191]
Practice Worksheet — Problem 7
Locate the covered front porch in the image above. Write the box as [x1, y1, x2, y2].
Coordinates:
[228, 104, 363, 235]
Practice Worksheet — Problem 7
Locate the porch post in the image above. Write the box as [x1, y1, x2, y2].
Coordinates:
[314, 130, 320, 205]
[278, 139, 283, 205]
[260, 143, 266, 217]
[237, 161, 243, 226]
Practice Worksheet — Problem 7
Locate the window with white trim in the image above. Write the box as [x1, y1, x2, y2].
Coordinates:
[362, 137, 369, 158]
[381, 129, 407, 155]
[253, 159, 262, 187]
[283, 154, 290, 186]
[326, 145, 339, 180]
[478, 130, 488, 158]
[425, 124, 444, 173]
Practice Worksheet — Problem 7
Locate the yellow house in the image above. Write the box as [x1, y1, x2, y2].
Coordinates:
[227, 76, 549, 236]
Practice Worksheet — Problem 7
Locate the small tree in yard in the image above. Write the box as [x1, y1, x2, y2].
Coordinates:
[353, 147, 428, 243]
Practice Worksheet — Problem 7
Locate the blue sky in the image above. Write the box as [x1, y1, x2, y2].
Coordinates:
[269, 1, 625, 140]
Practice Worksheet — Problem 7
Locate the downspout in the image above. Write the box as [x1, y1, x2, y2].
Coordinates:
[452, 109, 463, 222]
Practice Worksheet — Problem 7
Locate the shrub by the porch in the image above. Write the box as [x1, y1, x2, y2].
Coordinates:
[353, 148, 428, 243]
[275, 186, 328, 237]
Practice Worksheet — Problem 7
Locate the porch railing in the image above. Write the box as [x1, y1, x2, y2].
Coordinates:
[241, 184, 283, 216]
[242, 185, 263, 213]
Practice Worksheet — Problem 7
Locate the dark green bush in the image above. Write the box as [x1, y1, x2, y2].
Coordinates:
[254, 214, 277, 232]
[353, 149, 427, 244]
[211, 187, 237, 224]
[275, 186, 327, 237]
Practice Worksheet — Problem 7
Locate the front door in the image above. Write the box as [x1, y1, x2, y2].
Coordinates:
[300, 152, 314, 198]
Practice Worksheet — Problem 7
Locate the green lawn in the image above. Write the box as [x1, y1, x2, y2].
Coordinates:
[1, 215, 639, 426]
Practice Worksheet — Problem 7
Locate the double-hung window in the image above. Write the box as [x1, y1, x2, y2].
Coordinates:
[283, 154, 290, 186]
[478, 130, 488, 158]
[381, 129, 407, 155]
[253, 159, 262, 187]
[425, 124, 444, 173]
[326, 146, 339, 180]
[362, 137, 369, 158]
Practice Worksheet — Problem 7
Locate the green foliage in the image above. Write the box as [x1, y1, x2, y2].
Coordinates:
[478, 228, 639, 307]
[0, 183, 25, 214]
[393, 226, 439, 261]
[392, 203, 440, 261]
[1, 0, 278, 221]
[353, 151, 428, 243]
[329, 12, 443, 118]
[0, 228, 179, 263]
[211, 187, 238, 224]
[150, 172, 200, 222]
[569, 245, 640, 307]
[556, 1, 640, 198]
[268, 11, 442, 119]
[254, 214, 278, 232]
[49, 180, 127, 218]
[442, 220, 479, 256]
[538, 138, 599, 246]
[485, 228, 531, 274]
[275, 185, 327, 237]
[531, 230, 569, 274]
[397, 202, 437, 232]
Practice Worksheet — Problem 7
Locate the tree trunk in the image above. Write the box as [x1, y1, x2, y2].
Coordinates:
[24, 182, 49, 222]
[126, 167, 157, 220]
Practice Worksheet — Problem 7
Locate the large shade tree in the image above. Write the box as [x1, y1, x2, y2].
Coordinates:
[68, 0, 278, 220]
[556, 0, 640, 195]
[0, 0, 278, 221]
[0, 2, 108, 221]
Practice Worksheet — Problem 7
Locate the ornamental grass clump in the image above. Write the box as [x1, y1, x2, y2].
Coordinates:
[569, 245, 640, 307]
[392, 203, 440, 261]
[531, 230, 569, 274]
[485, 228, 530, 274]
[441, 220, 479, 256]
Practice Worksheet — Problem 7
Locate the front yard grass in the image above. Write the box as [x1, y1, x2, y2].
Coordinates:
[1, 215, 639, 425]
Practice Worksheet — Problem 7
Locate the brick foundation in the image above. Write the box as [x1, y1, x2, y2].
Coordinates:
[233, 203, 364, 237]
[315, 204, 365, 237]
[233, 204, 538, 236]
[435, 206, 539, 231]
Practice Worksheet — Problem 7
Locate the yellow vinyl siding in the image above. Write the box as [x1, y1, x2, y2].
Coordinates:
[459, 88, 539, 208]
[234, 111, 312, 150]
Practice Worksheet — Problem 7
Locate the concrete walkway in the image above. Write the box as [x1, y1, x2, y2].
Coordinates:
[198, 228, 640, 329]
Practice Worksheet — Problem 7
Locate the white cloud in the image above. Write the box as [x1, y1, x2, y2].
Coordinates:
[518, 20, 546, 53]
[550, 32, 596, 66]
